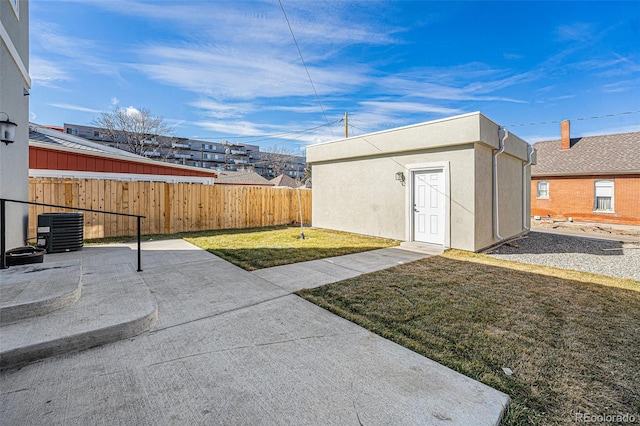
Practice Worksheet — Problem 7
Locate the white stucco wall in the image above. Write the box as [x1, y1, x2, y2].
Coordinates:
[311, 155, 407, 239]
[311, 145, 477, 248]
[308, 112, 534, 252]
[473, 128, 534, 251]
[1, 0, 30, 249]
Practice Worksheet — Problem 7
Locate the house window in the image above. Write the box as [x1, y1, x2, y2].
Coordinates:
[594, 180, 614, 212]
[537, 181, 549, 199]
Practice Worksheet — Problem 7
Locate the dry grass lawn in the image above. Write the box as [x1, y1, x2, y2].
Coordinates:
[184, 226, 399, 270]
[297, 250, 640, 425]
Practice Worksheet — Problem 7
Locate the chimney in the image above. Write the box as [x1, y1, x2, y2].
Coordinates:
[560, 120, 571, 150]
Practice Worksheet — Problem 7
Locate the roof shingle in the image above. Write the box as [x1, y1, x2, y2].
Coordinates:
[29, 125, 143, 158]
[531, 131, 640, 176]
[270, 174, 299, 188]
[214, 171, 273, 186]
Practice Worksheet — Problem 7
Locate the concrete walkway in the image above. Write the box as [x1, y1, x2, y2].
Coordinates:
[1, 240, 509, 425]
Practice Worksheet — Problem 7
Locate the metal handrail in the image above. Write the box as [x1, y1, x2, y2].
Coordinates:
[0, 198, 145, 271]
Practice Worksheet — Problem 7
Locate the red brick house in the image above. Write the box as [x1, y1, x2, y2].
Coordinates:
[531, 120, 640, 225]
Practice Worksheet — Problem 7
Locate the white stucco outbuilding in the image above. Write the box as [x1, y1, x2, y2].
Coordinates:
[306, 112, 536, 252]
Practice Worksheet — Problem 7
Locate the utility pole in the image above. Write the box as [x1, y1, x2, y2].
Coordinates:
[344, 112, 349, 138]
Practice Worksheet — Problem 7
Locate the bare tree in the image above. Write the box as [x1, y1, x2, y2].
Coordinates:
[93, 107, 175, 158]
[260, 145, 299, 178]
[301, 164, 311, 187]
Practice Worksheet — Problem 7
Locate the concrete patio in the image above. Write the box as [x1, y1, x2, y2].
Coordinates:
[1, 240, 509, 425]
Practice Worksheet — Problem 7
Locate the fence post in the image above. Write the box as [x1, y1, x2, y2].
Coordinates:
[137, 215, 142, 272]
[1, 199, 6, 269]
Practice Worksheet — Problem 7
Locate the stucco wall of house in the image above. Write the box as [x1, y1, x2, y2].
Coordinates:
[308, 112, 533, 252]
[473, 136, 532, 251]
[310, 145, 477, 249]
[474, 144, 495, 250]
[1, 0, 30, 249]
[531, 175, 640, 225]
[498, 151, 528, 237]
[311, 154, 407, 240]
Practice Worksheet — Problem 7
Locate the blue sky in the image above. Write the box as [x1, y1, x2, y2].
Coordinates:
[29, 0, 640, 153]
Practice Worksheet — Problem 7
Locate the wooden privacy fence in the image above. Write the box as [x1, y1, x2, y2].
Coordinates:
[28, 178, 312, 239]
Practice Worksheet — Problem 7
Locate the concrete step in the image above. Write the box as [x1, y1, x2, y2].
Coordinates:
[0, 259, 82, 325]
[399, 241, 446, 255]
[0, 262, 157, 371]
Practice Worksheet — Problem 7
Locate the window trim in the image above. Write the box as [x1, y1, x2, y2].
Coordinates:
[536, 181, 549, 199]
[8, 0, 19, 18]
[593, 180, 615, 213]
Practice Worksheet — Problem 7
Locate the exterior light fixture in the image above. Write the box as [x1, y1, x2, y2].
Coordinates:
[395, 171, 405, 184]
[0, 112, 18, 145]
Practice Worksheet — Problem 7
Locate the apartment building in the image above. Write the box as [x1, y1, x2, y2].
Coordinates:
[63, 123, 305, 179]
[253, 151, 306, 179]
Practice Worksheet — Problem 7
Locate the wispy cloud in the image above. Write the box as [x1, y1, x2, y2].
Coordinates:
[516, 121, 640, 144]
[190, 99, 256, 119]
[571, 54, 640, 77]
[192, 117, 338, 147]
[31, 20, 97, 54]
[90, 0, 401, 47]
[131, 43, 369, 100]
[503, 52, 524, 60]
[30, 19, 124, 81]
[601, 79, 640, 93]
[64, 1, 535, 142]
[49, 103, 104, 114]
[547, 94, 576, 101]
[582, 124, 640, 136]
[193, 119, 279, 138]
[377, 75, 530, 103]
[359, 101, 462, 116]
[266, 105, 326, 114]
[30, 57, 71, 87]
[555, 23, 593, 42]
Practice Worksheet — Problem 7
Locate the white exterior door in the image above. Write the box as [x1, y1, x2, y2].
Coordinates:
[413, 170, 445, 245]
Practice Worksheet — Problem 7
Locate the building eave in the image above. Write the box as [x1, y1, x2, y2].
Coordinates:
[532, 170, 640, 178]
[29, 141, 218, 177]
[214, 182, 274, 186]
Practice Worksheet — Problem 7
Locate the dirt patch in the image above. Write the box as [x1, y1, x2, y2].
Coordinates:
[531, 220, 640, 240]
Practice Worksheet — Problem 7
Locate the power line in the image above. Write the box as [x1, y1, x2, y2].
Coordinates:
[237, 119, 341, 144]
[193, 119, 340, 143]
[348, 123, 367, 136]
[195, 109, 638, 145]
[278, 0, 335, 137]
[350, 110, 640, 132]
[505, 110, 640, 128]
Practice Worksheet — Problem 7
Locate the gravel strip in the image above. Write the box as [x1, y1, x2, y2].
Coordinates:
[486, 232, 640, 281]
